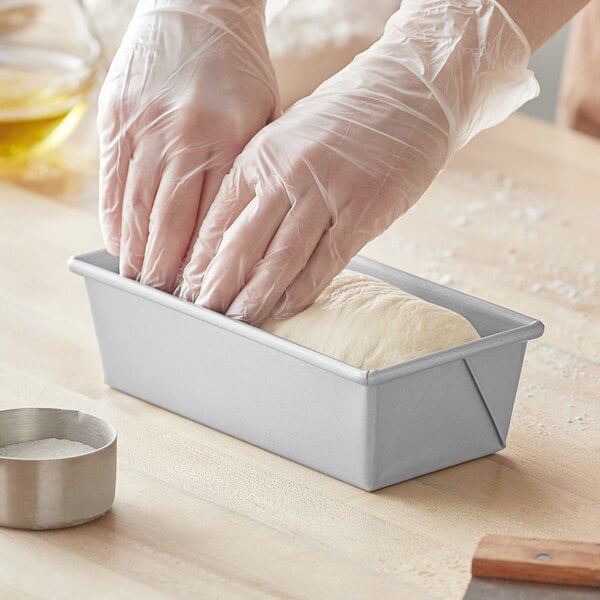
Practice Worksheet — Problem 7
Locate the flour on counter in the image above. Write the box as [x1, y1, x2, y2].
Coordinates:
[530, 280, 581, 303]
[452, 215, 471, 227]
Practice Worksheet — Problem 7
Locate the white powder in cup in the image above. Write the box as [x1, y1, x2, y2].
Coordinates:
[0, 438, 95, 459]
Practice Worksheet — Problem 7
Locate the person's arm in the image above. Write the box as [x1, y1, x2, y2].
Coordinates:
[179, 0, 591, 325]
[499, 0, 589, 51]
[557, 0, 600, 137]
[97, 0, 280, 293]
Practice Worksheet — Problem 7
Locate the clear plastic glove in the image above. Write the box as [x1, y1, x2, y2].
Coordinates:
[180, 0, 538, 324]
[98, 0, 280, 292]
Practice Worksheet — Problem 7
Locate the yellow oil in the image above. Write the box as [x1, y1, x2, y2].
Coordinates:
[0, 46, 96, 162]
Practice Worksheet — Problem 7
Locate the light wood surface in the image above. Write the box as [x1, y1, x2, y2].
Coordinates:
[0, 112, 599, 599]
[471, 534, 600, 587]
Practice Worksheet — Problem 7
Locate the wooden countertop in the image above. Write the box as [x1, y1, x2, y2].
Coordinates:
[0, 113, 599, 599]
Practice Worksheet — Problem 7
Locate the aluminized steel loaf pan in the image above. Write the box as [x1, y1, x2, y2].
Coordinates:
[68, 250, 543, 491]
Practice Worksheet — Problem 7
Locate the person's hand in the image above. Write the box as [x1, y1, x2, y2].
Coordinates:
[98, 0, 280, 292]
[180, 0, 538, 324]
[558, 0, 600, 138]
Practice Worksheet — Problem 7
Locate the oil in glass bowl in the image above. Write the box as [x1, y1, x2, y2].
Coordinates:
[0, 0, 101, 162]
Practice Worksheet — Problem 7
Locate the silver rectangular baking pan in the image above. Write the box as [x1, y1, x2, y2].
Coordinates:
[69, 250, 544, 491]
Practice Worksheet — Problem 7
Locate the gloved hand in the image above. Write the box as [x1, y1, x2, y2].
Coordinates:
[98, 0, 280, 293]
[180, 0, 538, 324]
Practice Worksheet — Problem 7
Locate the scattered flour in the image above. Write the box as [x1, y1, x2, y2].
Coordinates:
[433, 273, 454, 286]
[582, 260, 598, 276]
[491, 174, 516, 203]
[530, 344, 594, 382]
[524, 206, 549, 221]
[452, 215, 471, 227]
[446, 169, 554, 230]
[530, 280, 581, 303]
[0, 438, 95, 459]
[567, 415, 589, 430]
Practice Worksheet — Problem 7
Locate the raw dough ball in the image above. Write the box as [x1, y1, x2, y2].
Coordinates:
[260, 270, 480, 370]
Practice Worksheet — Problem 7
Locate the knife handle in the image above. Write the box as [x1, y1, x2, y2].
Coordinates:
[472, 534, 600, 588]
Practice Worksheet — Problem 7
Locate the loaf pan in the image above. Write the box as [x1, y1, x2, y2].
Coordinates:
[68, 250, 543, 491]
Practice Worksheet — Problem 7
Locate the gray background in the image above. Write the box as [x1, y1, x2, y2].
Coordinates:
[520, 24, 571, 122]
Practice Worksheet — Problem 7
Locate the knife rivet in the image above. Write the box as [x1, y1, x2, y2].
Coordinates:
[535, 553, 553, 561]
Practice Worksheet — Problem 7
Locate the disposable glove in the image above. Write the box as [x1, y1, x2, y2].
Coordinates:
[98, 0, 280, 293]
[180, 0, 538, 324]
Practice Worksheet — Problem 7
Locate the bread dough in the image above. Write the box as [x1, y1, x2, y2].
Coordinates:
[260, 270, 480, 370]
